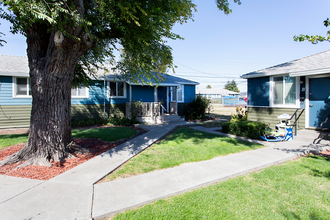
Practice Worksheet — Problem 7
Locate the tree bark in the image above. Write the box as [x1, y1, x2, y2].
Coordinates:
[1, 22, 92, 168]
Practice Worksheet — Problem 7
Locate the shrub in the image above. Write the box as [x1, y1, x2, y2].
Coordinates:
[222, 120, 269, 139]
[185, 96, 211, 120]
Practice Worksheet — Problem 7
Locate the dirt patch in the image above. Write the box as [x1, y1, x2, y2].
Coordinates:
[0, 126, 146, 180]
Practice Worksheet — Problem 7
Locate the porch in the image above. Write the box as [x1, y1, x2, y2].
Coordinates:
[125, 102, 182, 124]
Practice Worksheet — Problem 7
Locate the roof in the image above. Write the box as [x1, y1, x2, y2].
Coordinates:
[0, 55, 29, 77]
[0, 55, 198, 86]
[241, 50, 330, 79]
[196, 88, 239, 96]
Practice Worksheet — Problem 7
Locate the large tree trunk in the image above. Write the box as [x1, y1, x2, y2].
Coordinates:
[1, 22, 92, 168]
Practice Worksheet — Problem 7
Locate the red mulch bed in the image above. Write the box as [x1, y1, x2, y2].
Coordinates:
[0, 127, 146, 181]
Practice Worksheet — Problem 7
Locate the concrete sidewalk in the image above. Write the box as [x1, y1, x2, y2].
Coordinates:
[1, 123, 329, 220]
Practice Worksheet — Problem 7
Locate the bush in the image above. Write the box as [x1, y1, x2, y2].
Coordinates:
[222, 120, 269, 139]
[185, 96, 211, 120]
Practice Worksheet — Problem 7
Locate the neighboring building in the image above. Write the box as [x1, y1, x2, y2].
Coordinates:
[196, 88, 239, 99]
[241, 50, 330, 129]
[0, 55, 198, 128]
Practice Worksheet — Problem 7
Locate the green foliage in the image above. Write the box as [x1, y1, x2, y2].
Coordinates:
[294, 18, 330, 44]
[216, 0, 242, 15]
[222, 120, 269, 139]
[224, 79, 239, 93]
[206, 85, 212, 89]
[72, 127, 137, 142]
[113, 156, 330, 219]
[71, 116, 138, 128]
[0, 133, 29, 149]
[0, 0, 241, 86]
[105, 127, 262, 181]
[185, 96, 211, 120]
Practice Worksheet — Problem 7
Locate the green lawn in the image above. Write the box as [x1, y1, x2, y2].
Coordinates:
[71, 127, 137, 142]
[0, 127, 137, 150]
[112, 155, 330, 219]
[104, 127, 263, 181]
[0, 133, 29, 150]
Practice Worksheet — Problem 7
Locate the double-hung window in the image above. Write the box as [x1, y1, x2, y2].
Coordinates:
[71, 87, 89, 98]
[271, 75, 298, 106]
[108, 81, 125, 98]
[13, 77, 31, 97]
[177, 84, 184, 102]
[171, 85, 184, 102]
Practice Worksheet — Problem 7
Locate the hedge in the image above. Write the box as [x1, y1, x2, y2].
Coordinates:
[222, 120, 268, 139]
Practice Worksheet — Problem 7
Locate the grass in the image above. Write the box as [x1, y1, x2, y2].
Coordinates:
[103, 127, 263, 181]
[71, 127, 137, 142]
[0, 127, 137, 150]
[112, 155, 330, 219]
[198, 120, 225, 128]
[0, 133, 29, 150]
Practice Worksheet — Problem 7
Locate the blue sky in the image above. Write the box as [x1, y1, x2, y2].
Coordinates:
[1, 0, 330, 92]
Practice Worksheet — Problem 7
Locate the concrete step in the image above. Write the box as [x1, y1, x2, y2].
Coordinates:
[163, 114, 184, 123]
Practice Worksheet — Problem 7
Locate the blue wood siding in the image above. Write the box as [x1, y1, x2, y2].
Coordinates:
[132, 85, 155, 102]
[184, 85, 195, 103]
[247, 77, 269, 106]
[0, 76, 32, 105]
[71, 81, 130, 105]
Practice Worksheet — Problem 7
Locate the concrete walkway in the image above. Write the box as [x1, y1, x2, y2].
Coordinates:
[0, 123, 329, 220]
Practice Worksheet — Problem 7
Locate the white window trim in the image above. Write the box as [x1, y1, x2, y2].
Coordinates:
[269, 76, 299, 108]
[177, 84, 184, 103]
[12, 76, 32, 98]
[107, 81, 126, 98]
[71, 87, 89, 99]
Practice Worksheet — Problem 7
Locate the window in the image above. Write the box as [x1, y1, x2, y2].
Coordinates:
[13, 77, 31, 97]
[108, 81, 125, 98]
[177, 85, 184, 102]
[71, 87, 88, 98]
[171, 86, 177, 102]
[170, 85, 184, 102]
[271, 76, 297, 106]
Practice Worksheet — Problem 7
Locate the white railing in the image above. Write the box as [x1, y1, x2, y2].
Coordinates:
[126, 102, 162, 118]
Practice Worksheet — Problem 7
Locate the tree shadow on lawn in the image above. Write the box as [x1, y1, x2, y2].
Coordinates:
[0, 133, 29, 140]
[302, 155, 330, 180]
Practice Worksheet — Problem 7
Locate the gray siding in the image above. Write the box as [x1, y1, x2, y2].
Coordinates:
[0, 105, 31, 128]
[247, 107, 305, 130]
[0, 104, 126, 129]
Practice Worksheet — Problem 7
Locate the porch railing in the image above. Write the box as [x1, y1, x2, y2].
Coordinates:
[126, 102, 162, 118]
[285, 108, 305, 136]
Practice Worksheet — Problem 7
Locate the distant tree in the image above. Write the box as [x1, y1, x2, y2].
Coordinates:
[224, 80, 239, 93]
[294, 18, 330, 43]
[206, 85, 212, 89]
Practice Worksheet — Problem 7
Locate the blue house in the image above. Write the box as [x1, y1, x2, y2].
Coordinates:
[241, 50, 330, 129]
[0, 55, 198, 128]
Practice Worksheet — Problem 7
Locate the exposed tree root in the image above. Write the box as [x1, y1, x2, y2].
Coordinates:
[0, 141, 90, 169]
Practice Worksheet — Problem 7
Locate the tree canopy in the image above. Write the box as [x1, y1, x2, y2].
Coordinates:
[206, 85, 212, 89]
[294, 18, 330, 44]
[0, 0, 241, 85]
[224, 79, 239, 93]
[0, 0, 242, 167]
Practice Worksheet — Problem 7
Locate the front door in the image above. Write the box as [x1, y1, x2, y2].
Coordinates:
[157, 87, 167, 112]
[309, 77, 330, 128]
